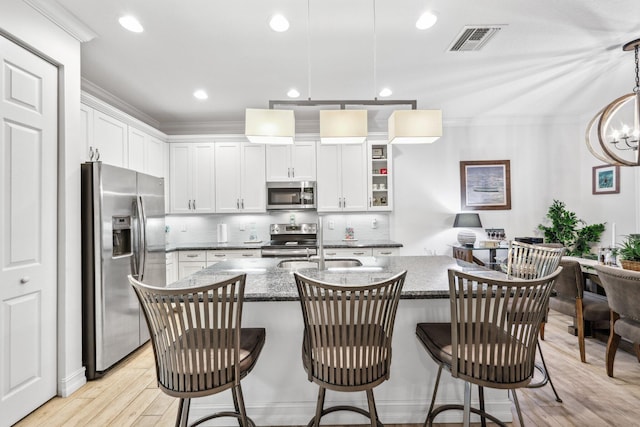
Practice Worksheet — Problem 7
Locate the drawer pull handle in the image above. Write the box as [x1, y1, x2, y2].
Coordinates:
[354, 252, 365, 255]
[20, 277, 30, 284]
[186, 254, 199, 258]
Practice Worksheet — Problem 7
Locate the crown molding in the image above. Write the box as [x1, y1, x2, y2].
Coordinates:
[81, 78, 161, 131]
[23, 0, 97, 42]
[81, 91, 166, 140]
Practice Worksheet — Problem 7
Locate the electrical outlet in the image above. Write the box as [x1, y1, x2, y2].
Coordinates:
[328, 220, 335, 230]
[181, 223, 187, 232]
[371, 218, 378, 229]
[239, 223, 245, 231]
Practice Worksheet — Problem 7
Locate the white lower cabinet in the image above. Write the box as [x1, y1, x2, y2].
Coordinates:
[324, 248, 372, 257]
[324, 247, 399, 257]
[206, 249, 261, 266]
[177, 250, 207, 279]
[166, 252, 178, 284]
[177, 249, 261, 279]
[373, 247, 399, 256]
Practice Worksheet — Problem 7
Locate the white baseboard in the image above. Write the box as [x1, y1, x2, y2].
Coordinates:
[57, 366, 86, 397]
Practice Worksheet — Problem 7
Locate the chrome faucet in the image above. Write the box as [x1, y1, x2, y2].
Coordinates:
[317, 216, 325, 270]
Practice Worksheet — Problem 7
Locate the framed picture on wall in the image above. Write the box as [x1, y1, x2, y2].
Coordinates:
[592, 164, 620, 194]
[460, 160, 511, 210]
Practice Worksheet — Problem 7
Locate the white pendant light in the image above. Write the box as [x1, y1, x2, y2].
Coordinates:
[245, 108, 295, 144]
[320, 110, 368, 144]
[388, 110, 442, 144]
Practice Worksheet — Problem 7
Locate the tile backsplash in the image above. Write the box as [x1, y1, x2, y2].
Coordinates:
[165, 212, 391, 245]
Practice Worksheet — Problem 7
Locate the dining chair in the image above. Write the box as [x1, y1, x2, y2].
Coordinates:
[503, 240, 564, 402]
[593, 265, 640, 377]
[293, 270, 407, 427]
[547, 260, 610, 363]
[416, 267, 562, 426]
[129, 273, 265, 427]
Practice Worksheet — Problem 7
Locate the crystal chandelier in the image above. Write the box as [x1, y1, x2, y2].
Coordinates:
[586, 38, 640, 166]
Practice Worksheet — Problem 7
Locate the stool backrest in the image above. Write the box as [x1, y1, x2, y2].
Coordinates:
[129, 274, 246, 396]
[448, 267, 561, 387]
[294, 271, 406, 388]
[506, 241, 564, 280]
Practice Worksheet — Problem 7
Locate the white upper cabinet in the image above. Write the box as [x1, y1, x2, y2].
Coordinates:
[215, 141, 266, 213]
[170, 142, 216, 213]
[317, 143, 368, 212]
[92, 109, 128, 167]
[81, 97, 167, 177]
[265, 141, 316, 181]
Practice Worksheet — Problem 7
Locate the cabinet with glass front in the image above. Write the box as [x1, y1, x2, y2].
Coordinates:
[368, 141, 392, 211]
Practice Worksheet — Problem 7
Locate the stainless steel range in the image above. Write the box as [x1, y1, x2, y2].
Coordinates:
[261, 223, 318, 257]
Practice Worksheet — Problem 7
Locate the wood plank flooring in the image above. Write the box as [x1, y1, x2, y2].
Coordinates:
[14, 311, 640, 426]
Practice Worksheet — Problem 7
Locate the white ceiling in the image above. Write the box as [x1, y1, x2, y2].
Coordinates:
[55, 0, 640, 134]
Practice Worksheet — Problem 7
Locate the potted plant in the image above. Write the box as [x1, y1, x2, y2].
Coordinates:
[537, 200, 605, 258]
[618, 234, 640, 270]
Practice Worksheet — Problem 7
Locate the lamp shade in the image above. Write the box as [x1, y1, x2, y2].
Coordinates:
[245, 108, 295, 144]
[320, 110, 368, 144]
[388, 109, 442, 144]
[453, 213, 482, 228]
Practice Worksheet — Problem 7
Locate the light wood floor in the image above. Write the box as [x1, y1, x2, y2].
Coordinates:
[15, 311, 640, 426]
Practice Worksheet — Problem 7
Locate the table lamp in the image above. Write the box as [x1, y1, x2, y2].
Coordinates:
[453, 213, 483, 247]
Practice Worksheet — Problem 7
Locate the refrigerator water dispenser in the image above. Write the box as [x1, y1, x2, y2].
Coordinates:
[112, 216, 132, 257]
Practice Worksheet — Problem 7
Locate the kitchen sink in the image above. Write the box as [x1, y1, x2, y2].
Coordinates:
[276, 258, 363, 270]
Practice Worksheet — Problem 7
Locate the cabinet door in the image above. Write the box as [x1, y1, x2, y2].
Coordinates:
[241, 143, 266, 212]
[93, 110, 128, 167]
[192, 143, 216, 212]
[316, 144, 342, 212]
[178, 262, 206, 279]
[265, 144, 292, 181]
[215, 142, 242, 213]
[291, 141, 316, 180]
[128, 127, 146, 173]
[169, 144, 192, 213]
[80, 104, 94, 160]
[340, 144, 368, 211]
[324, 248, 372, 257]
[145, 135, 165, 177]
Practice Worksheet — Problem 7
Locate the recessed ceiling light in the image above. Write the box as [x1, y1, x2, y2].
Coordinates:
[379, 88, 392, 97]
[287, 88, 300, 98]
[416, 11, 438, 30]
[193, 90, 208, 100]
[119, 15, 144, 33]
[269, 14, 290, 32]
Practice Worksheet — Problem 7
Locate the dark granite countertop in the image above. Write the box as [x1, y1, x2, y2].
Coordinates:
[168, 255, 498, 301]
[322, 240, 402, 248]
[166, 242, 265, 252]
[166, 239, 402, 252]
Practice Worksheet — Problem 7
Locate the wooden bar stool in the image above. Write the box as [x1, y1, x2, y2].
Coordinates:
[129, 273, 265, 427]
[293, 271, 406, 427]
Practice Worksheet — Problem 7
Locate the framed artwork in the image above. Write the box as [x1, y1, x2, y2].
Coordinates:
[592, 164, 620, 194]
[460, 160, 511, 210]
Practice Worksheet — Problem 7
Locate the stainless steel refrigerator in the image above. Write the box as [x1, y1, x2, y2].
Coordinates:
[81, 162, 166, 379]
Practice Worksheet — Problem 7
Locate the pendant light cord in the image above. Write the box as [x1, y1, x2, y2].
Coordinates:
[307, 0, 312, 101]
[373, 0, 377, 101]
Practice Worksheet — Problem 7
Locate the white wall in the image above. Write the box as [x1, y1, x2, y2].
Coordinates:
[391, 117, 638, 255]
[1, 0, 85, 396]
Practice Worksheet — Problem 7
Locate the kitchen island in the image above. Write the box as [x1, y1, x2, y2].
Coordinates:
[168, 256, 512, 425]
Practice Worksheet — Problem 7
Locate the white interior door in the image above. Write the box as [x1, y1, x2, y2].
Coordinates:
[0, 35, 58, 426]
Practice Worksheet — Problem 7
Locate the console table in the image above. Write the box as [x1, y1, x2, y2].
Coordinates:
[451, 245, 508, 271]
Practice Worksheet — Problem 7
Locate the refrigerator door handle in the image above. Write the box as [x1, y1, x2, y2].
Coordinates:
[135, 195, 147, 281]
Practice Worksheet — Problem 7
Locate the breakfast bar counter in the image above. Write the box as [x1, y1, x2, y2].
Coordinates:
[168, 256, 512, 425]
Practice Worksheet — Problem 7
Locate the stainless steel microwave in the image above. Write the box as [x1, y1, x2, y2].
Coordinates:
[266, 181, 316, 210]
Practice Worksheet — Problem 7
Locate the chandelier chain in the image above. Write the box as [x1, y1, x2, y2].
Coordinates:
[635, 45, 639, 93]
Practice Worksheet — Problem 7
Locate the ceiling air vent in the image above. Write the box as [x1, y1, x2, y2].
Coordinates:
[448, 26, 504, 52]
